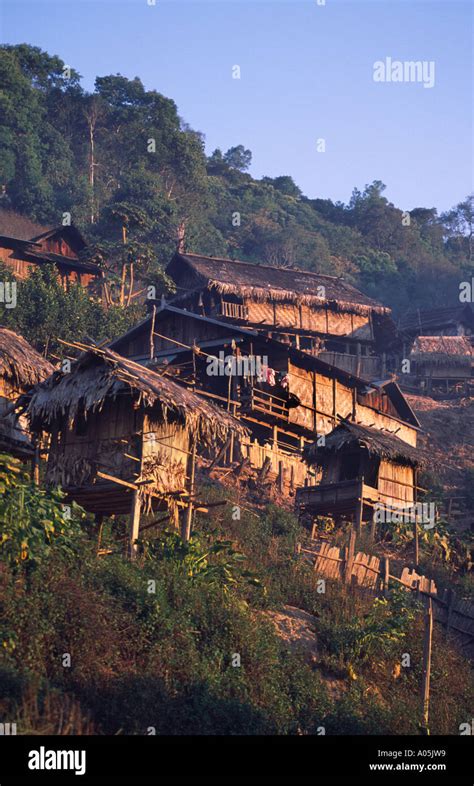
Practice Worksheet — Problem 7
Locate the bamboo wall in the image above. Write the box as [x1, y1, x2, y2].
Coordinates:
[46, 398, 189, 496]
[242, 436, 310, 487]
[378, 460, 415, 505]
[244, 300, 373, 340]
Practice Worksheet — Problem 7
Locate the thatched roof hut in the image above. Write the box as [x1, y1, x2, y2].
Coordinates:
[303, 420, 424, 469]
[399, 305, 474, 337]
[409, 336, 473, 369]
[25, 344, 247, 517]
[0, 328, 53, 458]
[0, 327, 53, 393]
[167, 252, 389, 316]
[26, 344, 245, 445]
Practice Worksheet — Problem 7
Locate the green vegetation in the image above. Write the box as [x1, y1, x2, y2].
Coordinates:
[1, 464, 472, 736]
[1, 42, 473, 347]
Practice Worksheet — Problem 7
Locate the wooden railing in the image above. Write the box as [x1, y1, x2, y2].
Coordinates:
[220, 301, 248, 320]
[317, 351, 381, 378]
[247, 387, 289, 421]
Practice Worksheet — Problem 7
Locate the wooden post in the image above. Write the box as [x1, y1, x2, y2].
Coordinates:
[31, 435, 40, 485]
[95, 513, 104, 553]
[354, 479, 364, 536]
[414, 514, 419, 569]
[382, 556, 390, 597]
[129, 489, 142, 560]
[344, 528, 356, 584]
[421, 598, 433, 734]
[149, 305, 156, 359]
[129, 428, 144, 559]
[370, 510, 377, 541]
[181, 438, 197, 543]
[278, 460, 285, 493]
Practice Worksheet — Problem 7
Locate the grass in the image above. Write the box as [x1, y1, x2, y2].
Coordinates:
[0, 479, 473, 735]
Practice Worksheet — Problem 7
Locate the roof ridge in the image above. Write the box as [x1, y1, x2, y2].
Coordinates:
[180, 252, 348, 283]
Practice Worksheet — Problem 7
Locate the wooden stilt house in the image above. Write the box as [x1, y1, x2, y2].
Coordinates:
[160, 252, 396, 380]
[109, 305, 421, 501]
[296, 420, 425, 533]
[406, 336, 473, 396]
[0, 327, 53, 459]
[25, 344, 246, 548]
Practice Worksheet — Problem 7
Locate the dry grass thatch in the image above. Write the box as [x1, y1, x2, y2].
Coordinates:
[26, 343, 247, 447]
[0, 327, 54, 391]
[410, 336, 473, 368]
[168, 253, 389, 316]
[303, 420, 424, 468]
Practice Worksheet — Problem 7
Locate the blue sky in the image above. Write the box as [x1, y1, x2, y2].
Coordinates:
[1, 0, 472, 212]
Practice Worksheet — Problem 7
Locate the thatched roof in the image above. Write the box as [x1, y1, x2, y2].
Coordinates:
[410, 336, 473, 368]
[303, 420, 424, 468]
[0, 327, 54, 390]
[0, 209, 50, 242]
[167, 252, 389, 316]
[26, 344, 247, 446]
[399, 305, 474, 335]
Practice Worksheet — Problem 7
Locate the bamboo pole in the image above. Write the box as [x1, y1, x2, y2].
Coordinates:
[344, 528, 356, 584]
[421, 598, 433, 734]
[129, 428, 144, 560]
[181, 438, 196, 543]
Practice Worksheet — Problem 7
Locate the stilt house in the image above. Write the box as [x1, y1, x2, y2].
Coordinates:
[407, 336, 473, 396]
[0, 327, 53, 458]
[109, 305, 420, 502]
[25, 345, 246, 530]
[161, 252, 396, 379]
[296, 420, 425, 533]
[0, 209, 102, 288]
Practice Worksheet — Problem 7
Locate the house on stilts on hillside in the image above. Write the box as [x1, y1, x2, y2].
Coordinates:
[296, 419, 425, 536]
[404, 336, 473, 397]
[158, 252, 398, 380]
[108, 303, 422, 534]
[0, 327, 53, 460]
[25, 343, 246, 553]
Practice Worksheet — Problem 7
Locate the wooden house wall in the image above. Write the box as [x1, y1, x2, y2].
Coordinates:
[244, 300, 373, 341]
[49, 396, 139, 487]
[287, 364, 316, 431]
[355, 406, 417, 446]
[0, 247, 35, 279]
[378, 460, 414, 505]
[46, 397, 191, 497]
[246, 301, 275, 325]
[38, 236, 76, 259]
[415, 363, 471, 380]
[141, 416, 189, 494]
[242, 436, 310, 487]
[300, 305, 327, 333]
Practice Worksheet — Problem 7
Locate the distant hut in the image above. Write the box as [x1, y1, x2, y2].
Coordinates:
[398, 304, 474, 339]
[0, 327, 53, 459]
[297, 420, 424, 534]
[408, 336, 473, 396]
[26, 344, 246, 552]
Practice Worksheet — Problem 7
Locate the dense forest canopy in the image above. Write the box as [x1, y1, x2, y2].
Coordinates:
[0, 43, 473, 319]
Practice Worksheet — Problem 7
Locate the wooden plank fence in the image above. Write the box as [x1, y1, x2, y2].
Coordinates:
[299, 538, 474, 656]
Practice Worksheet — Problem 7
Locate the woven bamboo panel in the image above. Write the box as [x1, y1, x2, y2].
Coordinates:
[353, 552, 380, 589]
